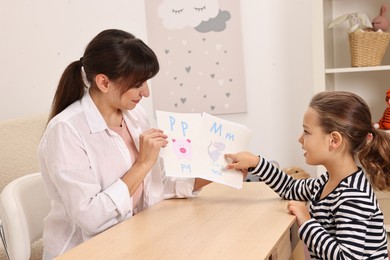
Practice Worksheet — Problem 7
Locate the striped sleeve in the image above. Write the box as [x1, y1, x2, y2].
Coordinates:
[249, 156, 315, 201]
[300, 196, 387, 259]
[299, 173, 388, 259]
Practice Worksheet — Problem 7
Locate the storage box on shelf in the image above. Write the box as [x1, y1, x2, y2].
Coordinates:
[349, 30, 390, 67]
[321, 0, 390, 71]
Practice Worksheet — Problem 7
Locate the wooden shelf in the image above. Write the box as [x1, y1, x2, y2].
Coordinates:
[313, 0, 390, 176]
[325, 65, 390, 74]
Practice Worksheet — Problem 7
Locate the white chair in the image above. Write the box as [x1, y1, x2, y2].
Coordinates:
[0, 173, 50, 260]
[0, 114, 48, 259]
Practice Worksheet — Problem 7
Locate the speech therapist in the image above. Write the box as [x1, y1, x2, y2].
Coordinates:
[38, 29, 212, 259]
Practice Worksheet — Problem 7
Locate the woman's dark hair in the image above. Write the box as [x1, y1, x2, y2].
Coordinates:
[49, 29, 159, 120]
[310, 91, 390, 191]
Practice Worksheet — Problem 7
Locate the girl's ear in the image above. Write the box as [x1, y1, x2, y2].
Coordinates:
[329, 131, 343, 149]
[95, 74, 110, 93]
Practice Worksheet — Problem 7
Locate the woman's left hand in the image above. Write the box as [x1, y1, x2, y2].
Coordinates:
[137, 128, 168, 170]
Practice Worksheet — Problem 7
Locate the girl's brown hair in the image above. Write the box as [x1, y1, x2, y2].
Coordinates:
[310, 91, 390, 191]
[49, 29, 159, 120]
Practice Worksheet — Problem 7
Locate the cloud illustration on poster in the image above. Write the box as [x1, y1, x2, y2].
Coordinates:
[146, 0, 247, 115]
[195, 10, 231, 33]
[158, 0, 220, 30]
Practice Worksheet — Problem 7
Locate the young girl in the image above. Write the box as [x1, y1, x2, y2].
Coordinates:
[225, 91, 390, 259]
[39, 29, 210, 259]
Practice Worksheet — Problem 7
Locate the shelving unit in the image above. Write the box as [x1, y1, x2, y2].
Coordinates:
[313, 0, 390, 175]
[325, 65, 390, 73]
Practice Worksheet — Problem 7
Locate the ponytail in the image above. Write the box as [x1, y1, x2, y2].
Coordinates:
[49, 60, 85, 121]
[48, 29, 159, 122]
[310, 91, 390, 191]
[358, 129, 390, 191]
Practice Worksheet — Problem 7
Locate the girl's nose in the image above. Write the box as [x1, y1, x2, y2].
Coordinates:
[298, 134, 303, 144]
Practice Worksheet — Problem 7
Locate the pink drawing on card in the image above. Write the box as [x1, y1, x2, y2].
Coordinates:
[172, 138, 193, 160]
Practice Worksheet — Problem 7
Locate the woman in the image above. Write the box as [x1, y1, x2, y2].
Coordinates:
[38, 29, 210, 259]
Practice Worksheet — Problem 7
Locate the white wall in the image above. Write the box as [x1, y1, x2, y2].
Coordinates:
[0, 0, 316, 175]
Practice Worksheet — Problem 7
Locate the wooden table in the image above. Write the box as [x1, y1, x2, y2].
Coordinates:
[55, 182, 298, 260]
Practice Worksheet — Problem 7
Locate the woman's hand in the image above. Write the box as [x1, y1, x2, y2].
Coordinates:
[287, 201, 311, 226]
[193, 178, 212, 191]
[224, 152, 260, 171]
[136, 128, 168, 170]
[122, 128, 167, 195]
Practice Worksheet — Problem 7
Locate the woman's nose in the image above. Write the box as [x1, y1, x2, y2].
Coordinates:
[140, 82, 150, 97]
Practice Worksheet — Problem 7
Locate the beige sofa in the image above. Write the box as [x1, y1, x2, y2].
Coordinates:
[0, 114, 48, 260]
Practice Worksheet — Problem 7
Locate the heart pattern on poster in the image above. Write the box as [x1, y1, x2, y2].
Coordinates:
[145, 1, 247, 114]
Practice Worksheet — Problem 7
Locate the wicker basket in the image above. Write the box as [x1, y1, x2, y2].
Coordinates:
[349, 31, 390, 67]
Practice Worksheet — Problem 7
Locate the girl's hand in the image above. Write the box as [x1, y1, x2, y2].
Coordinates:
[287, 201, 311, 226]
[240, 169, 249, 180]
[224, 152, 260, 170]
[137, 128, 168, 169]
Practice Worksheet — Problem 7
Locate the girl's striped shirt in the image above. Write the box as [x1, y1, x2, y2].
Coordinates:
[250, 157, 388, 259]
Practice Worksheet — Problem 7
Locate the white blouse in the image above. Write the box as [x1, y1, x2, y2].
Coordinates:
[39, 90, 196, 259]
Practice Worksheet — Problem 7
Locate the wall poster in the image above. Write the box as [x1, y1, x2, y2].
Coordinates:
[145, 0, 247, 115]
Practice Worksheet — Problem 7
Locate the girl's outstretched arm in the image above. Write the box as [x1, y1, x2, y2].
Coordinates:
[224, 152, 260, 170]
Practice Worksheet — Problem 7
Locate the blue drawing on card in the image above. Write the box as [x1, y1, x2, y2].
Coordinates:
[209, 121, 235, 141]
[208, 121, 236, 176]
[169, 116, 189, 136]
[208, 141, 225, 162]
[211, 166, 222, 176]
[168, 115, 192, 173]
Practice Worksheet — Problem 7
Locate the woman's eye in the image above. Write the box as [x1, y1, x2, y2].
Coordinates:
[172, 9, 184, 14]
[194, 6, 206, 12]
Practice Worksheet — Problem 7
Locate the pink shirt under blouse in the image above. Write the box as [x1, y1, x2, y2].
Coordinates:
[110, 118, 143, 213]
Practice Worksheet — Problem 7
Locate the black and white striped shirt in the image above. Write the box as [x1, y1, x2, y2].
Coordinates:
[250, 157, 388, 259]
